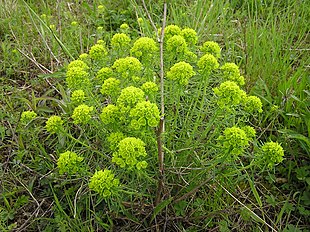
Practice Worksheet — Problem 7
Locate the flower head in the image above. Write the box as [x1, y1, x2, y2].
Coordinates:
[162, 25, 182, 40]
[129, 101, 160, 130]
[213, 81, 247, 109]
[112, 57, 142, 80]
[89, 43, 108, 60]
[20, 111, 37, 124]
[220, 63, 244, 86]
[100, 104, 119, 125]
[120, 23, 129, 30]
[78, 53, 89, 63]
[241, 126, 256, 141]
[243, 96, 263, 114]
[100, 78, 121, 97]
[112, 137, 147, 169]
[111, 33, 131, 50]
[197, 53, 219, 74]
[218, 126, 249, 160]
[141, 82, 159, 96]
[201, 41, 221, 58]
[96, 67, 114, 83]
[97, 5, 105, 14]
[89, 170, 120, 198]
[66, 66, 90, 90]
[71, 90, 86, 105]
[130, 37, 158, 62]
[166, 35, 188, 55]
[116, 86, 145, 110]
[71, 104, 94, 124]
[167, 61, 195, 85]
[67, 60, 89, 71]
[257, 142, 284, 169]
[57, 151, 84, 175]
[107, 132, 126, 151]
[46, 116, 63, 134]
[181, 28, 198, 45]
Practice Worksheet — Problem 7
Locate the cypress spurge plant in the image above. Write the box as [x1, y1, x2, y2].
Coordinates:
[18, 20, 286, 229]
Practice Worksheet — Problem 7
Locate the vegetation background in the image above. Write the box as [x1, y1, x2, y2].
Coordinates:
[0, 0, 309, 231]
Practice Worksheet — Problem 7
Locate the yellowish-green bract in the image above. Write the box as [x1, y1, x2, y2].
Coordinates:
[241, 126, 256, 140]
[181, 28, 198, 45]
[107, 132, 126, 151]
[257, 142, 284, 169]
[166, 35, 188, 54]
[45, 115, 63, 134]
[218, 126, 250, 160]
[100, 78, 121, 97]
[111, 33, 131, 49]
[112, 137, 148, 170]
[130, 37, 158, 61]
[197, 53, 219, 74]
[129, 101, 160, 130]
[57, 151, 84, 175]
[100, 104, 119, 125]
[67, 60, 89, 71]
[71, 104, 94, 124]
[201, 41, 221, 58]
[89, 43, 108, 60]
[71, 90, 86, 105]
[96, 67, 114, 83]
[213, 81, 246, 109]
[120, 23, 129, 30]
[116, 86, 145, 109]
[112, 57, 142, 79]
[167, 61, 196, 86]
[220, 63, 245, 86]
[66, 60, 90, 90]
[243, 96, 263, 114]
[141, 82, 159, 96]
[20, 111, 37, 124]
[160, 24, 182, 41]
[89, 170, 120, 198]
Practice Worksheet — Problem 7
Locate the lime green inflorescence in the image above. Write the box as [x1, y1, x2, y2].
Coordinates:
[213, 81, 247, 109]
[197, 53, 219, 74]
[218, 126, 250, 160]
[96, 67, 114, 83]
[100, 104, 119, 125]
[112, 137, 148, 170]
[57, 151, 84, 175]
[243, 96, 263, 114]
[241, 126, 256, 141]
[166, 35, 188, 54]
[111, 33, 131, 50]
[120, 23, 129, 30]
[46, 115, 63, 134]
[20, 111, 37, 124]
[89, 43, 108, 60]
[201, 41, 221, 58]
[71, 90, 86, 105]
[181, 28, 198, 45]
[167, 61, 196, 86]
[107, 132, 126, 151]
[116, 86, 145, 109]
[258, 142, 284, 168]
[220, 63, 245, 86]
[67, 60, 89, 71]
[100, 78, 121, 97]
[129, 101, 160, 130]
[66, 66, 90, 90]
[89, 169, 120, 198]
[162, 25, 182, 40]
[141, 82, 159, 96]
[112, 57, 142, 80]
[71, 104, 94, 124]
[130, 37, 158, 61]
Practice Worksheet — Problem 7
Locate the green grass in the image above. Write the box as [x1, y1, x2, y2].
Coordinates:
[1, 0, 309, 231]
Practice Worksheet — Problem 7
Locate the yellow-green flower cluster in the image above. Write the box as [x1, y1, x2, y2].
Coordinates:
[66, 60, 90, 90]
[116, 86, 145, 109]
[96, 67, 114, 83]
[89, 170, 120, 198]
[57, 151, 84, 175]
[218, 126, 250, 159]
[141, 82, 159, 96]
[167, 61, 195, 85]
[201, 41, 221, 58]
[112, 57, 142, 79]
[78, 53, 89, 63]
[257, 142, 284, 169]
[130, 37, 158, 61]
[100, 78, 121, 97]
[111, 33, 131, 50]
[181, 28, 198, 45]
[129, 101, 160, 130]
[20, 111, 37, 124]
[162, 25, 182, 40]
[112, 137, 148, 170]
[166, 35, 188, 55]
[46, 115, 63, 134]
[89, 43, 108, 60]
[97, 5, 105, 14]
[213, 81, 246, 109]
[120, 23, 129, 30]
[220, 63, 245, 86]
[100, 104, 119, 125]
[71, 90, 86, 105]
[243, 96, 263, 114]
[197, 53, 219, 74]
[241, 126, 256, 141]
[107, 132, 126, 151]
[71, 104, 94, 124]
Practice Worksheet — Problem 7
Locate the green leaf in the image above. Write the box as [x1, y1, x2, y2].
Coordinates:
[151, 197, 173, 221]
